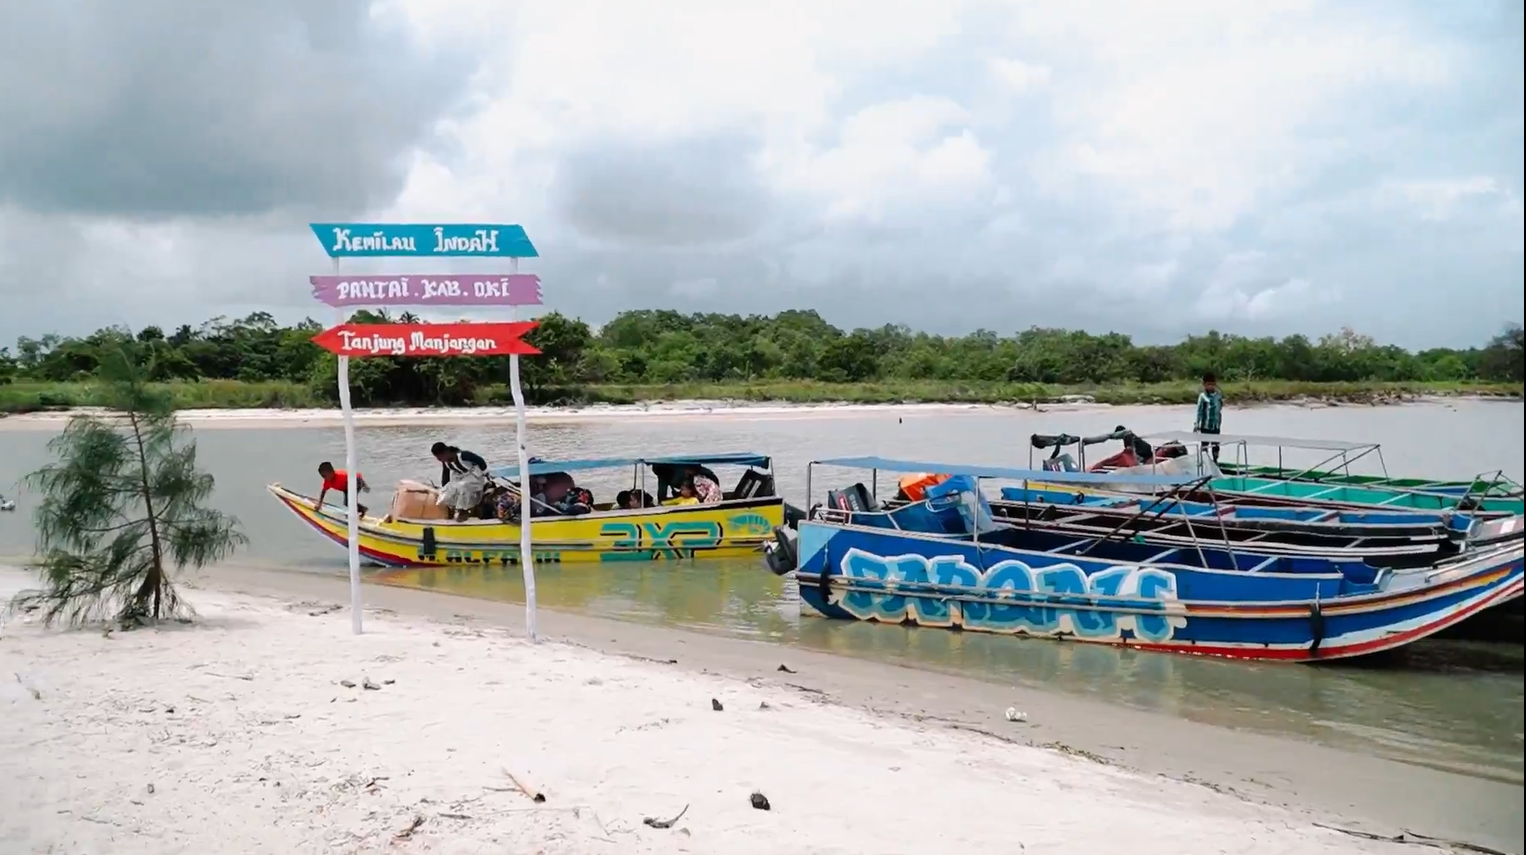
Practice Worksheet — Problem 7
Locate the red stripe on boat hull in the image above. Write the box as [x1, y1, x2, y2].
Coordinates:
[1128, 579, 1523, 662]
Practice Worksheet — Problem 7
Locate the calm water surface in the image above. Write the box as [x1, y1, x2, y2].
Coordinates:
[2, 401, 1522, 781]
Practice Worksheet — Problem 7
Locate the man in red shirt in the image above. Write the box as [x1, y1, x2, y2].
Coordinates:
[316, 461, 370, 517]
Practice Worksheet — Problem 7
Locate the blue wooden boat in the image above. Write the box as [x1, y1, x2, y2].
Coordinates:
[981, 486, 1466, 567]
[778, 456, 1524, 662]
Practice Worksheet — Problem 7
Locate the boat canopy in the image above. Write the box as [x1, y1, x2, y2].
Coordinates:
[490, 451, 772, 480]
[1143, 431, 1377, 453]
[810, 455, 1200, 488]
[1030, 429, 1134, 450]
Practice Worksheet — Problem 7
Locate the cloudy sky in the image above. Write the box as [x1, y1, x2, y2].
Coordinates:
[1, 0, 1521, 349]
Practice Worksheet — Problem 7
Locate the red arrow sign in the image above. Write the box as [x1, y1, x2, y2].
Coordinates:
[312, 322, 541, 357]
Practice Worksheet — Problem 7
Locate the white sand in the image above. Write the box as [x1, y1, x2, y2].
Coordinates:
[0, 394, 1483, 432]
[0, 400, 1092, 431]
[0, 568, 1414, 855]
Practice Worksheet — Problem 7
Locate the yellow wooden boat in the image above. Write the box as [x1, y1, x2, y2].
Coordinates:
[267, 452, 786, 567]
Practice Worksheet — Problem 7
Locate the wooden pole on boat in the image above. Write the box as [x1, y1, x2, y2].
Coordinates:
[334, 256, 364, 635]
[509, 255, 539, 643]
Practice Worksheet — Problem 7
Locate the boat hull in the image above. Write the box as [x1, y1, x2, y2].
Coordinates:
[791, 521, 1525, 662]
[267, 484, 783, 567]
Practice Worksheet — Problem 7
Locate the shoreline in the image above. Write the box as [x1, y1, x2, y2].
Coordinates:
[2, 378, 1520, 423]
[0, 400, 1023, 431]
[6, 560, 1513, 853]
[0, 393, 1514, 431]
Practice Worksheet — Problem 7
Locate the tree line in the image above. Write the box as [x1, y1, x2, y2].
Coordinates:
[1, 309, 1521, 405]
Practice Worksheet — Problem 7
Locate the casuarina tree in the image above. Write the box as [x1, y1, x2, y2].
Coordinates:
[13, 342, 246, 626]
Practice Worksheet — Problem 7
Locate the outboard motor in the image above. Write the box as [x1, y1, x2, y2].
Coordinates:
[782, 502, 807, 529]
[763, 527, 798, 575]
[1042, 453, 1079, 472]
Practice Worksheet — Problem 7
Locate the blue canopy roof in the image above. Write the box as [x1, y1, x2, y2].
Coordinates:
[491, 451, 771, 480]
[810, 455, 1201, 487]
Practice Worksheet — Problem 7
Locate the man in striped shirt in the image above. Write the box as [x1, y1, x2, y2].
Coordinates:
[1194, 372, 1224, 463]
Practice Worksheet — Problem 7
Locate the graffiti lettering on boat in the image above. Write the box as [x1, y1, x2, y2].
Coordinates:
[833, 548, 1186, 642]
[600, 520, 722, 560]
[436, 547, 563, 565]
[727, 513, 774, 535]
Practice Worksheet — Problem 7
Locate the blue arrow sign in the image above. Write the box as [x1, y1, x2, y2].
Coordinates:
[310, 223, 539, 258]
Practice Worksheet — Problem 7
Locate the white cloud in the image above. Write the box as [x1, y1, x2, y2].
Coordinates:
[1, 0, 1521, 349]
[1021, 1, 1460, 234]
[1379, 177, 1506, 221]
[987, 58, 1052, 94]
[767, 96, 994, 224]
[1193, 252, 1338, 323]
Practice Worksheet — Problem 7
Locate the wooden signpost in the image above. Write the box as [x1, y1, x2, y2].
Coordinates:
[308, 223, 544, 639]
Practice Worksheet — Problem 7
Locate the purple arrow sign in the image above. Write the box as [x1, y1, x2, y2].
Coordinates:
[309, 274, 542, 307]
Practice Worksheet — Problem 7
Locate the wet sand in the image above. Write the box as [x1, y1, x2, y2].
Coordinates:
[184, 562, 1525, 854]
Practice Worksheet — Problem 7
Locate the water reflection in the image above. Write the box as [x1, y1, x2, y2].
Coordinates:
[374, 554, 1524, 784]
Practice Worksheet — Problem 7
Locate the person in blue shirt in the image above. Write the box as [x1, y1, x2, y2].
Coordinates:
[1194, 372, 1224, 462]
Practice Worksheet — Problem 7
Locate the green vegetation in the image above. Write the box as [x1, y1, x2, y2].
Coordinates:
[12, 343, 245, 626]
[1, 310, 1521, 413]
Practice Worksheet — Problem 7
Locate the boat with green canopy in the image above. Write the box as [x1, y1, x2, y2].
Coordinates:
[1145, 431, 1523, 515]
[1197, 437, 1523, 499]
[1031, 429, 1525, 517]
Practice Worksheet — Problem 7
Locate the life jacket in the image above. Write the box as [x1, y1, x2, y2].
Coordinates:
[898, 472, 952, 502]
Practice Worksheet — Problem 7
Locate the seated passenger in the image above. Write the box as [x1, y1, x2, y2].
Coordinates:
[689, 470, 723, 504]
[653, 463, 721, 502]
[494, 488, 520, 522]
[539, 472, 575, 505]
[554, 486, 595, 516]
[663, 479, 701, 506]
[616, 490, 647, 510]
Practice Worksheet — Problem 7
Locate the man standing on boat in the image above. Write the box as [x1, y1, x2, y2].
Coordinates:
[1194, 372, 1224, 463]
[432, 442, 490, 521]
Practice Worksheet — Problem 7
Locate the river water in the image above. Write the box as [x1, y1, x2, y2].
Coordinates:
[2, 400, 1522, 783]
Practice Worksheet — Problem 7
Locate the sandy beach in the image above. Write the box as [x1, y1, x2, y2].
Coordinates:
[0, 401, 1035, 432]
[2, 564, 1519, 855]
[0, 393, 1488, 433]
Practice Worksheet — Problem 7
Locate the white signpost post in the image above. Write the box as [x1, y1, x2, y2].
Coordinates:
[308, 223, 544, 639]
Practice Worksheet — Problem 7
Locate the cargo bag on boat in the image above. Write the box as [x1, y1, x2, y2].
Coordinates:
[390, 480, 453, 521]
